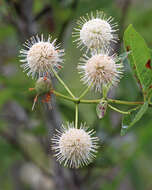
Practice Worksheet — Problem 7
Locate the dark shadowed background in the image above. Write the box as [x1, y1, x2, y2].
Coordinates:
[0, 0, 152, 190]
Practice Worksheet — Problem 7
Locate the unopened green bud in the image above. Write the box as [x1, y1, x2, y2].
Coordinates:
[96, 99, 107, 119]
[35, 77, 52, 95]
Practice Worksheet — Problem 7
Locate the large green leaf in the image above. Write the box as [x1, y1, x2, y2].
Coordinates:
[124, 25, 152, 99]
[121, 102, 148, 136]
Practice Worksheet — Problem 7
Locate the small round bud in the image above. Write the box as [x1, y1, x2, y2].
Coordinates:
[35, 77, 52, 95]
[96, 99, 107, 119]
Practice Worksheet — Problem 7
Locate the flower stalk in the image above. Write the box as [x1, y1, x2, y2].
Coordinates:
[75, 103, 79, 128]
[53, 90, 148, 105]
[51, 68, 75, 98]
[53, 90, 152, 115]
[79, 84, 92, 99]
[108, 104, 130, 114]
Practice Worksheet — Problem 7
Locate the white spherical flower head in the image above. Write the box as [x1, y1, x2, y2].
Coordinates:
[52, 123, 98, 168]
[78, 53, 123, 92]
[20, 34, 64, 79]
[73, 11, 118, 51]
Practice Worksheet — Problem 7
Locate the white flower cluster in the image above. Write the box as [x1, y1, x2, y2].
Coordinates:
[74, 10, 123, 92]
[20, 34, 64, 79]
[52, 123, 98, 168]
[78, 53, 123, 92]
[73, 11, 118, 51]
[19, 10, 123, 169]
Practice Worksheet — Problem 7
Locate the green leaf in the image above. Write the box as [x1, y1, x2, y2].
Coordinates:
[118, 51, 131, 63]
[124, 24, 152, 98]
[121, 102, 148, 136]
[130, 102, 148, 127]
[121, 114, 132, 136]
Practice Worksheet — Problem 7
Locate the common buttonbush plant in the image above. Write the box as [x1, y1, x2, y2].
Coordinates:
[19, 10, 152, 168]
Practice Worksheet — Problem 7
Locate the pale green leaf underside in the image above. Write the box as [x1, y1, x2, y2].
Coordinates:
[121, 102, 148, 136]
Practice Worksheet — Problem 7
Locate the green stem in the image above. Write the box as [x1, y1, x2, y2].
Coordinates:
[79, 85, 92, 99]
[52, 69, 75, 98]
[80, 99, 144, 105]
[53, 90, 152, 106]
[80, 99, 101, 104]
[108, 99, 144, 106]
[53, 90, 75, 102]
[102, 84, 110, 99]
[75, 103, 79, 128]
[108, 104, 130, 114]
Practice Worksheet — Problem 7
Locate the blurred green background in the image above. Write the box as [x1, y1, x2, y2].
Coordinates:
[0, 0, 152, 190]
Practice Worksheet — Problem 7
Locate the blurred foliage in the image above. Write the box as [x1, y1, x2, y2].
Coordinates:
[0, 0, 152, 190]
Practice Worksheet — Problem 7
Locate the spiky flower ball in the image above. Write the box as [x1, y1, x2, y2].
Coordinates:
[78, 53, 123, 92]
[52, 123, 98, 168]
[73, 11, 118, 51]
[20, 34, 64, 79]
